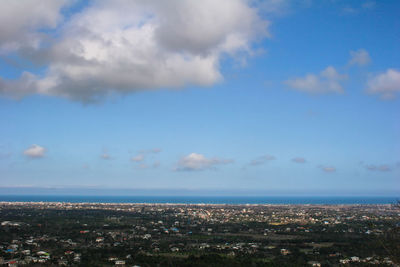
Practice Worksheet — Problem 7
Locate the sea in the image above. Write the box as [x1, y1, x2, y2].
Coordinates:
[0, 195, 397, 204]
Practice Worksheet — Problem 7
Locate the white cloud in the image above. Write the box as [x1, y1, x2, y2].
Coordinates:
[0, 0, 269, 102]
[292, 157, 306, 163]
[249, 155, 276, 166]
[23, 144, 46, 158]
[175, 153, 233, 171]
[348, 49, 371, 66]
[367, 69, 400, 100]
[284, 66, 347, 94]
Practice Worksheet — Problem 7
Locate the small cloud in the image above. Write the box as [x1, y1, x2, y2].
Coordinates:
[362, 1, 375, 10]
[23, 144, 46, 159]
[175, 153, 233, 171]
[318, 165, 336, 173]
[101, 153, 112, 160]
[131, 149, 161, 168]
[131, 154, 145, 162]
[366, 69, 400, 100]
[284, 66, 347, 94]
[306, 109, 318, 117]
[256, 0, 292, 16]
[139, 148, 162, 154]
[137, 163, 149, 169]
[348, 49, 371, 66]
[363, 163, 392, 172]
[249, 155, 276, 166]
[365, 164, 376, 171]
[134, 161, 160, 170]
[0, 144, 12, 159]
[342, 6, 358, 14]
[378, 165, 391, 172]
[152, 161, 161, 168]
[341, 2, 375, 15]
[0, 151, 12, 159]
[292, 157, 306, 163]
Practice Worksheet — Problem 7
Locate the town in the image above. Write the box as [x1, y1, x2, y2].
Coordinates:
[0, 202, 399, 266]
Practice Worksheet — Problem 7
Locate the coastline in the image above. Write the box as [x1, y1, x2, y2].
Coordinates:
[0, 195, 397, 205]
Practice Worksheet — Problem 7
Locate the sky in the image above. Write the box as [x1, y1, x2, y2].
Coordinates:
[0, 0, 399, 196]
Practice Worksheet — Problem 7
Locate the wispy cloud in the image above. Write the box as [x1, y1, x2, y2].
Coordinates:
[100, 153, 112, 160]
[134, 161, 161, 170]
[139, 148, 162, 154]
[0, 145, 12, 159]
[292, 157, 306, 163]
[348, 49, 371, 66]
[175, 153, 233, 171]
[131, 154, 145, 162]
[131, 148, 161, 167]
[0, 151, 12, 159]
[361, 162, 392, 172]
[341, 1, 376, 15]
[318, 165, 336, 173]
[365, 164, 391, 172]
[362, 1, 376, 10]
[249, 155, 276, 166]
[284, 66, 347, 94]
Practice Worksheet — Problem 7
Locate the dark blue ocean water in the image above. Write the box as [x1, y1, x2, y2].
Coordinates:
[0, 195, 397, 204]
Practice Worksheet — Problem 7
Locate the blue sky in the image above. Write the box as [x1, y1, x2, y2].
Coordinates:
[0, 0, 399, 196]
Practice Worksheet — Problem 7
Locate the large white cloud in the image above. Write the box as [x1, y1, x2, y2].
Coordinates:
[175, 153, 233, 171]
[367, 69, 400, 100]
[0, 0, 67, 52]
[284, 66, 347, 94]
[23, 144, 46, 158]
[0, 0, 269, 102]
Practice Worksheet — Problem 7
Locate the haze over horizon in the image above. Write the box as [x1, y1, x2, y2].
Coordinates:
[0, 0, 399, 196]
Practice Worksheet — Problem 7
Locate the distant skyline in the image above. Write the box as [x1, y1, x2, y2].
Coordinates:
[0, 0, 399, 196]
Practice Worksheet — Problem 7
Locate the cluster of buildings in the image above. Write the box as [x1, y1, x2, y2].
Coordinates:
[0, 202, 398, 266]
